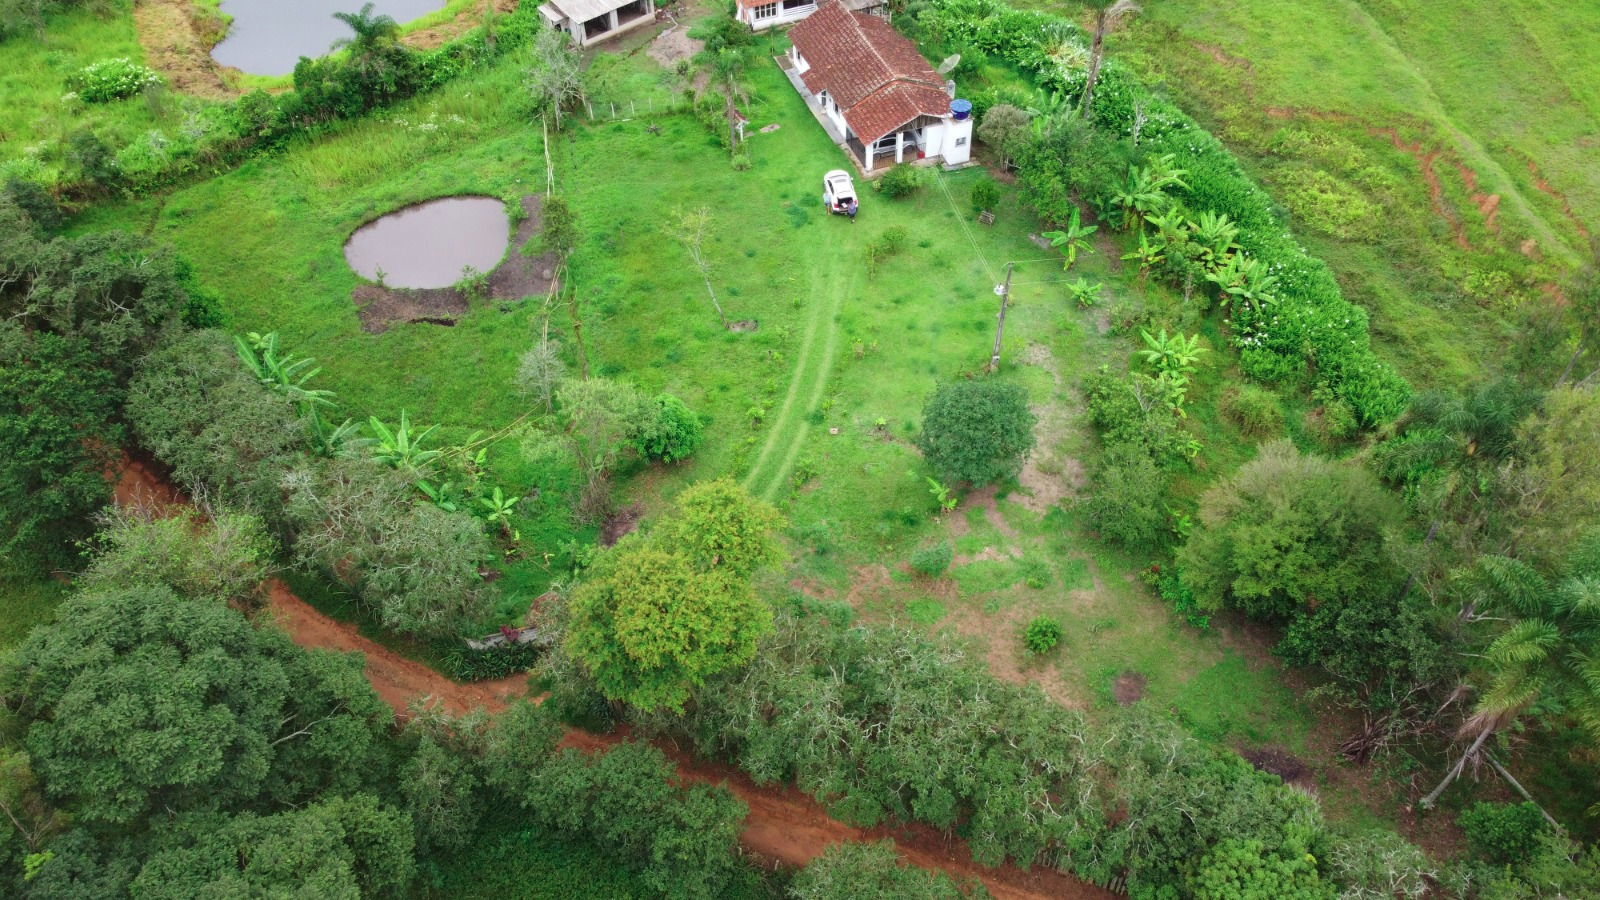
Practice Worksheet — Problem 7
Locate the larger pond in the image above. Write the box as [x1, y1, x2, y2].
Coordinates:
[211, 0, 445, 77]
[344, 197, 510, 290]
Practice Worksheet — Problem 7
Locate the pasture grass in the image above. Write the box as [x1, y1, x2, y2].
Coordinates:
[79, 43, 1328, 760]
[0, 0, 176, 179]
[1086, 0, 1595, 389]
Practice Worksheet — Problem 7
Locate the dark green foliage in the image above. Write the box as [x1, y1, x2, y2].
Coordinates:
[625, 607, 1384, 896]
[1459, 802, 1550, 866]
[127, 329, 304, 519]
[1177, 441, 1400, 620]
[1, 585, 390, 826]
[1275, 590, 1450, 715]
[917, 379, 1037, 486]
[635, 393, 704, 463]
[874, 163, 926, 199]
[0, 212, 188, 382]
[129, 796, 415, 898]
[441, 641, 541, 681]
[2, 178, 62, 233]
[1023, 615, 1061, 654]
[283, 455, 493, 639]
[790, 840, 982, 898]
[1082, 444, 1168, 550]
[0, 331, 121, 573]
[970, 177, 1002, 213]
[17, 829, 138, 900]
[1082, 366, 1188, 465]
[911, 541, 954, 576]
[484, 704, 748, 899]
[1146, 563, 1208, 628]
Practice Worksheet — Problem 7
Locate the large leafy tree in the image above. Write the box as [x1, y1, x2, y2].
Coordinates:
[130, 795, 414, 899]
[0, 330, 122, 573]
[566, 479, 782, 713]
[917, 379, 1037, 487]
[1178, 440, 1401, 620]
[1, 586, 389, 826]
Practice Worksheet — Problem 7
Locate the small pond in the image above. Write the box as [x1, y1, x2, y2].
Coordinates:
[344, 197, 510, 290]
[211, 0, 445, 77]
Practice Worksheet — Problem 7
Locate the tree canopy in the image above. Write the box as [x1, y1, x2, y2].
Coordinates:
[917, 379, 1037, 487]
[565, 478, 782, 713]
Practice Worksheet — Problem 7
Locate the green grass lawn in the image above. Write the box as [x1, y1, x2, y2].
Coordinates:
[0, 0, 180, 182]
[76, 35, 1337, 799]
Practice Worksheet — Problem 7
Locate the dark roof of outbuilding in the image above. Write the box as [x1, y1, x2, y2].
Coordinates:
[789, 2, 950, 145]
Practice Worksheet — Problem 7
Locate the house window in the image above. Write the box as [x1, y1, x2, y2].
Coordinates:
[752, 2, 777, 18]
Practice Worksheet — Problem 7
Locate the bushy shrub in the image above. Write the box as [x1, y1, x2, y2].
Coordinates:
[1219, 383, 1284, 438]
[970, 177, 1001, 212]
[917, 379, 1037, 486]
[1081, 444, 1168, 550]
[73, 58, 161, 103]
[791, 841, 976, 898]
[874, 163, 926, 199]
[1459, 802, 1549, 865]
[1177, 441, 1400, 620]
[910, 541, 953, 576]
[1082, 367, 1189, 465]
[634, 393, 703, 463]
[1023, 616, 1061, 654]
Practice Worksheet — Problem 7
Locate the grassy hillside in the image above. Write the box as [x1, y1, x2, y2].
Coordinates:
[998, 0, 1598, 390]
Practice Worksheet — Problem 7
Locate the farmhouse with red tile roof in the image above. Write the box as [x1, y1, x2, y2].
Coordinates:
[780, 1, 973, 173]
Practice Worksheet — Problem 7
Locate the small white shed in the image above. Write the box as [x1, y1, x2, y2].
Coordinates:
[538, 0, 655, 47]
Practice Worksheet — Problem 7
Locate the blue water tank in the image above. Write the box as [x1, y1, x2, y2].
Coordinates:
[950, 99, 972, 120]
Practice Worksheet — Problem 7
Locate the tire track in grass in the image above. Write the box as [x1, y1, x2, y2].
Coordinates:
[742, 249, 845, 497]
[763, 263, 851, 502]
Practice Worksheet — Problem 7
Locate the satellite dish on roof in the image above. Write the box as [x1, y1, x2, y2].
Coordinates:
[937, 54, 961, 75]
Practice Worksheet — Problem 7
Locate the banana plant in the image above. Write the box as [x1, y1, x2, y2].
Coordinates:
[1187, 210, 1239, 264]
[234, 332, 335, 409]
[1138, 328, 1206, 377]
[1121, 230, 1167, 280]
[416, 479, 461, 512]
[307, 406, 362, 459]
[479, 486, 518, 535]
[368, 410, 441, 470]
[1042, 207, 1097, 270]
[1146, 208, 1188, 245]
[1067, 276, 1103, 308]
[1204, 253, 1279, 312]
[926, 477, 958, 515]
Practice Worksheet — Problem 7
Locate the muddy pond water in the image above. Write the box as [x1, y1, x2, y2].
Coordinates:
[343, 197, 510, 290]
[211, 0, 445, 77]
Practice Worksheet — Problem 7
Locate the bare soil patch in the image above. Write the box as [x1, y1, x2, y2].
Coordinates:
[1112, 671, 1147, 706]
[353, 194, 557, 333]
[599, 501, 643, 546]
[945, 600, 1086, 709]
[404, 0, 518, 50]
[1242, 746, 1310, 786]
[647, 20, 703, 70]
[965, 486, 1020, 541]
[133, 0, 232, 98]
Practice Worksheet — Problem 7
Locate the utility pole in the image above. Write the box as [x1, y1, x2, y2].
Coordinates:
[989, 262, 1014, 373]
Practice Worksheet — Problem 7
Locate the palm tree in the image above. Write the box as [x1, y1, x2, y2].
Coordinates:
[331, 3, 401, 78]
[1078, 0, 1141, 115]
[1042, 207, 1098, 270]
[1420, 537, 1600, 820]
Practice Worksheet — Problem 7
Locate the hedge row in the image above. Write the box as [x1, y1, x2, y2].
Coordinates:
[919, 0, 1410, 425]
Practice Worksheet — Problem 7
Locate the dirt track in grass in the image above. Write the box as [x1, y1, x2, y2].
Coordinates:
[114, 458, 1112, 899]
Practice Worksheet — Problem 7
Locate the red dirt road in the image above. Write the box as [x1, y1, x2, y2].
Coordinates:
[118, 460, 1111, 899]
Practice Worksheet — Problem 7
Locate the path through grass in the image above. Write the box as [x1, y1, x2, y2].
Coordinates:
[744, 248, 852, 500]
